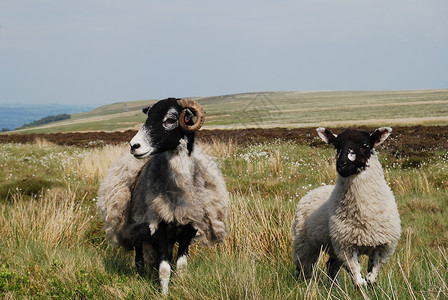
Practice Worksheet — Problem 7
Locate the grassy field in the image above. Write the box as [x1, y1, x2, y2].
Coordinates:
[8, 89, 448, 134]
[0, 136, 447, 299]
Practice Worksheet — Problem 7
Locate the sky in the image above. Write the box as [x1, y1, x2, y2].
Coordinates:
[1, 0, 447, 106]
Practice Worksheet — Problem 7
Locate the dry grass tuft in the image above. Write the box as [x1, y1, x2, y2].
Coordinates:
[198, 138, 238, 158]
[269, 150, 284, 177]
[65, 144, 128, 183]
[34, 137, 54, 147]
[0, 186, 94, 248]
[222, 189, 294, 264]
[316, 156, 337, 185]
[392, 170, 434, 195]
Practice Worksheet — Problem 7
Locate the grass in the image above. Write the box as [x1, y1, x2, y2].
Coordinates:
[7, 89, 448, 134]
[0, 138, 447, 299]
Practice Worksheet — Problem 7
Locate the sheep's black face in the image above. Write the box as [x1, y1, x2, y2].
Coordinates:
[130, 98, 195, 158]
[317, 127, 392, 178]
[332, 130, 372, 177]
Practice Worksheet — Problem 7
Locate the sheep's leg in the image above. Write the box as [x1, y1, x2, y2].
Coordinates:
[326, 256, 342, 284]
[343, 250, 367, 287]
[130, 222, 152, 274]
[135, 243, 145, 275]
[293, 244, 320, 280]
[366, 250, 382, 285]
[176, 224, 197, 276]
[366, 247, 392, 285]
[153, 221, 171, 295]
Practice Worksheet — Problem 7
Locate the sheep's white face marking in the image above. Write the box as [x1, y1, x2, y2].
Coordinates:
[348, 150, 356, 162]
[162, 107, 179, 131]
[130, 127, 154, 159]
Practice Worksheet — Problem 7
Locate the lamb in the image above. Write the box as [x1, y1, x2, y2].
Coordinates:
[292, 127, 401, 287]
[97, 98, 229, 295]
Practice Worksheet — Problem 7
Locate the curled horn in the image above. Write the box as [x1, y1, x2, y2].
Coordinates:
[177, 99, 205, 132]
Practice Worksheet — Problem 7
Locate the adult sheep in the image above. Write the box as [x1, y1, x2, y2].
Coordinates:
[97, 98, 229, 295]
[292, 127, 401, 287]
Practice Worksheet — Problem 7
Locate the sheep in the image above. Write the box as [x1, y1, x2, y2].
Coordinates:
[97, 98, 229, 295]
[292, 127, 401, 287]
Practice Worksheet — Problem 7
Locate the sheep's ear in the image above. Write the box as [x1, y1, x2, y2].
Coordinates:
[317, 127, 337, 145]
[142, 106, 152, 115]
[182, 108, 195, 125]
[370, 127, 392, 147]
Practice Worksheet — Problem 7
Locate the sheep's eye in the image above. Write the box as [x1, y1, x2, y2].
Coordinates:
[163, 119, 177, 127]
[359, 144, 370, 153]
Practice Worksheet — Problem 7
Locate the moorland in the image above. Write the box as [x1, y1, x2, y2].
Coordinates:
[0, 90, 447, 299]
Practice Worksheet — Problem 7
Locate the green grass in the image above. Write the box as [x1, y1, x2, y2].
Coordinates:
[196, 90, 448, 127]
[8, 89, 448, 134]
[0, 140, 447, 299]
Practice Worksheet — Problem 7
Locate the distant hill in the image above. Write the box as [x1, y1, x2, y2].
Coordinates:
[0, 103, 94, 131]
[19, 113, 71, 129]
[5, 90, 448, 134]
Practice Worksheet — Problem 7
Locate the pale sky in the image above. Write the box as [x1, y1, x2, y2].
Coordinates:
[1, 0, 447, 106]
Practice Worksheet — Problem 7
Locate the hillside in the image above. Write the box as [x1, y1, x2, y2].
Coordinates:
[7, 89, 448, 134]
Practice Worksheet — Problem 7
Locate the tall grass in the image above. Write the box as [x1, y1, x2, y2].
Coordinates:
[198, 137, 239, 158]
[0, 187, 93, 248]
[64, 144, 128, 184]
[0, 141, 447, 299]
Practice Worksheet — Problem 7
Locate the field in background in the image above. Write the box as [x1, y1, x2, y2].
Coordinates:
[0, 133, 447, 299]
[6, 89, 448, 134]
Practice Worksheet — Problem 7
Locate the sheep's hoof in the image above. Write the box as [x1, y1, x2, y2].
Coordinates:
[159, 261, 171, 295]
[356, 279, 368, 288]
[353, 274, 368, 288]
[366, 274, 378, 288]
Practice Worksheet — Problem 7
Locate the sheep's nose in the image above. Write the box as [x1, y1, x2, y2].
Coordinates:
[130, 143, 141, 151]
[338, 162, 348, 170]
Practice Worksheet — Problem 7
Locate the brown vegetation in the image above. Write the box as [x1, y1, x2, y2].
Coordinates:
[1, 125, 447, 159]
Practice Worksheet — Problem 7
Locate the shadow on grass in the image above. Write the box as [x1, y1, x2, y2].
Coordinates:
[0, 177, 64, 201]
[101, 248, 159, 282]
